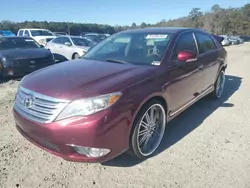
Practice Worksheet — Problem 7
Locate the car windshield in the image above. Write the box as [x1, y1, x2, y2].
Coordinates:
[1, 31, 14, 36]
[83, 32, 172, 66]
[85, 35, 101, 43]
[0, 38, 41, 50]
[71, 37, 95, 47]
[30, 30, 54, 36]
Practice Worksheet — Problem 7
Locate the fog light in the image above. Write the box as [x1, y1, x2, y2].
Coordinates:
[71, 145, 110, 158]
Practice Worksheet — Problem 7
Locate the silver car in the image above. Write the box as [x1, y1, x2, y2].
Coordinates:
[45, 36, 95, 60]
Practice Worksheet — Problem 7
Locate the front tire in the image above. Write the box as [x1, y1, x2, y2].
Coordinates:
[129, 99, 166, 159]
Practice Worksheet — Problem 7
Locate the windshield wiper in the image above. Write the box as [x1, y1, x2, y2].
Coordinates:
[104, 59, 130, 64]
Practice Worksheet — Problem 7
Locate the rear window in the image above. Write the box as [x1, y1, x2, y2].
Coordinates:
[0, 38, 41, 50]
[195, 33, 217, 54]
[18, 30, 24, 36]
[71, 38, 94, 47]
[30, 30, 54, 37]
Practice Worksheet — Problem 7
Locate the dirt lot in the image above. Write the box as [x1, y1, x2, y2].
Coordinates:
[1, 43, 250, 188]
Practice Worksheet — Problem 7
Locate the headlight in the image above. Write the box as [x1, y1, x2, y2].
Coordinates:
[55, 92, 122, 121]
[38, 39, 46, 45]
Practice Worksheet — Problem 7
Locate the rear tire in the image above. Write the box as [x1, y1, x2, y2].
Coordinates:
[72, 53, 79, 59]
[210, 70, 225, 99]
[129, 99, 166, 160]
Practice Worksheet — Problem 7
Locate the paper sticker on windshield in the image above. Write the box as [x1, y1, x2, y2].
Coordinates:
[151, 61, 161, 66]
[146, 35, 168, 39]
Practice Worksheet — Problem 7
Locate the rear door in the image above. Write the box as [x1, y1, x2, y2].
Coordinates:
[194, 32, 221, 91]
[168, 32, 204, 113]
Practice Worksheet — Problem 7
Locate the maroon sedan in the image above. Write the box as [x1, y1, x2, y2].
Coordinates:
[13, 27, 227, 163]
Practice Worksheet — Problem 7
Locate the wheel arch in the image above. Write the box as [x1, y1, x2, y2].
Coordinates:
[126, 94, 169, 155]
[72, 52, 79, 59]
[129, 94, 169, 134]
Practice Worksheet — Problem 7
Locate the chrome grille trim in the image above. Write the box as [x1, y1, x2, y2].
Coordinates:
[14, 86, 70, 123]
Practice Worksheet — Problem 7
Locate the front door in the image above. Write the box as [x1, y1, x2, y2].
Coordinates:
[168, 32, 204, 114]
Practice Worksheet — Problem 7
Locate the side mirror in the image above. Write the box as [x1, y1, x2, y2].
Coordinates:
[177, 51, 197, 62]
[40, 44, 44, 48]
[64, 42, 72, 46]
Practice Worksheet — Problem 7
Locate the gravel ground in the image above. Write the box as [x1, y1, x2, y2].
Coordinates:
[1, 43, 250, 188]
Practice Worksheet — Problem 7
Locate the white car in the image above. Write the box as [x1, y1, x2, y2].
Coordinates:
[45, 36, 95, 60]
[17, 29, 56, 45]
[221, 37, 230, 46]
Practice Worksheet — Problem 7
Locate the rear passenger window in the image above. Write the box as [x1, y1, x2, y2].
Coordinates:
[172, 33, 197, 59]
[18, 30, 24, 36]
[195, 33, 217, 54]
[24, 30, 30, 37]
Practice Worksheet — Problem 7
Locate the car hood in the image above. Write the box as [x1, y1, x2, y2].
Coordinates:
[0, 48, 51, 59]
[21, 59, 154, 100]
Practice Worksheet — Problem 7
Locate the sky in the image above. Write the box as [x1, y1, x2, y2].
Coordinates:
[0, 0, 249, 26]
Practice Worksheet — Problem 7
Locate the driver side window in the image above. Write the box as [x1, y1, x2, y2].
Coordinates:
[172, 32, 197, 60]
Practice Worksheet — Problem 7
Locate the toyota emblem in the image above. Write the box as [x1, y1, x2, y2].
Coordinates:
[24, 95, 34, 108]
[30, 60, 36, 64]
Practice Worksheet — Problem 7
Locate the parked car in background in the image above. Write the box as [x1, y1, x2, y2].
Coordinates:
[227, 36, 240, 45]
[13, 27, 227, 163]
[98, 34, 109, 40]
[83, 33, 103, 43]
[221, 37, 230, 46]
[45, 36, 95, 60]
[17, 29, 56, 46]
[0, 30, 16, 37]
[0, 36, 55, 79]
[240, 35, 250, 42]
[235, 36, 244, 43]
[53, 32, 68, 36]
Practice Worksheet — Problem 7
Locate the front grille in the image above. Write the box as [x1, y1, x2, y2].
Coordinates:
[15, 56, 53, 66]
[14, 86, 69, 123]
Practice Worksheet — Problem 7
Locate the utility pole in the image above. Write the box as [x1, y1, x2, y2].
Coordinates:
[67, 22, 70, 35]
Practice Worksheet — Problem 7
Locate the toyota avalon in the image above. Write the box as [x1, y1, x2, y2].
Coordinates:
[13, 27, 227, 163]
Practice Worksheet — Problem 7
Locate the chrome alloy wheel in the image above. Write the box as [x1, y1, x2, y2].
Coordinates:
[216, 71, 225, 98]
[137, 104, 166, 156]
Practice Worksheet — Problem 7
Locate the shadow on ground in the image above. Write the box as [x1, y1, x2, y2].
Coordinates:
[103, 75, 242, 167]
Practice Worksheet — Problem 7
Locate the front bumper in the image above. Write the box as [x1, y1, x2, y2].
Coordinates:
[13, 107, 130, 163]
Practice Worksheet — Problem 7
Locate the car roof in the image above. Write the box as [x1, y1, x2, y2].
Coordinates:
[85, 33, 99, 36]
[18, 28, 49, 31]
[56, 35, 82, 38]
[120, 27, 203, 34]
